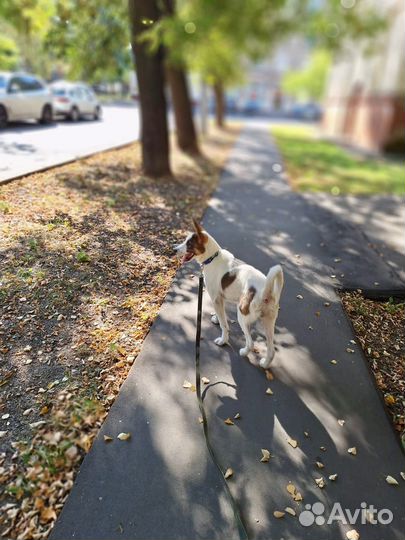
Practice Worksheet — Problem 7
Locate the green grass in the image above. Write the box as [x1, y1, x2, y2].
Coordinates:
[271, 125, 405, 195]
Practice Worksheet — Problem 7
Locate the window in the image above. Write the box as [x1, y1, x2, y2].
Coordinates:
[0, 76, 6, 89]
[19, 76, 43, 92]
[52, 88, 67, 96]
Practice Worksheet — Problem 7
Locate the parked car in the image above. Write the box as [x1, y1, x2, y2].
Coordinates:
[0, 71, 53, 128]
[290, 102, 323, 121]
[50, 81, 102, 121]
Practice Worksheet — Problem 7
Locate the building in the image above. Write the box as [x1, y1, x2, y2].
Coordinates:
[322, 0, 405, 153]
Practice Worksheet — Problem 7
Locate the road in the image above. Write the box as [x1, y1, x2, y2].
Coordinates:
[0, 104, 140, 183]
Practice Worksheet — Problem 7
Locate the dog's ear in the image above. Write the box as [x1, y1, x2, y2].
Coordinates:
[192, 218, 204, 236]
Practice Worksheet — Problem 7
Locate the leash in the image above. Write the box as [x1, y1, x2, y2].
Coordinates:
[195, 271, 249, 540]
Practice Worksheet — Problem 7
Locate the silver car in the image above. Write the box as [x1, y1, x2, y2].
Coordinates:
[50, 81, 102, 121]
[0, 72, 53, 128]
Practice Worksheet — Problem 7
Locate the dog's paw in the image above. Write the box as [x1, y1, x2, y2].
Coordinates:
[239, 347, 251, 357]
[259, 357, 272, 369]
[214, 336, 228, 347]
[211, 314, 219, 325]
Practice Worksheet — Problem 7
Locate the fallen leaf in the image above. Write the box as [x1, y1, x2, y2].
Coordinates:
[0, 431, 8, 438]
[315, 477, 325, 488]
[330, 359, 337, 365]
[234, 413, 241, 420]
[287, 438, 298, 448]
[324, 302, 331, 307]
[320, 446, 326, 451]
[224, 468, 233, 479]
[296, 294, 303, 300]
[386, 475, 399, 486]
[294, 492, 303, 502]
[329, 474, 338, 481]
[198, 417, 203, 424]
[201, 376, 210, 385]
[273, 511, 285, 518]
[316, 461, 324, 469]
[1, 413, 10, 419]
[338, 419, 345, 426]
[266, 388, 273, 395]
[286, 483, 296, 495]
[285, 507, 296, 516]
[65, 445, 78, 460]
[400, 472, 405, 481]
[348, 447, 357, 456]
[304, 431, 309, 437]
[224, 418, 234, 426]
[182, 380, 196, 392]
[39, 405, 49, 415]
[22, 408, 33, 416]
[384, 394, 396, 405]
[40, 507, 57, 523]
[346, 348, 355, 354]
[346, 529, 360, 540]
[260, 449, 271, 462]
[29, 420, 46, 429]
[103, 435, 113, 442]
[117, 432, 131, 441]
[265, 370, 274, 381]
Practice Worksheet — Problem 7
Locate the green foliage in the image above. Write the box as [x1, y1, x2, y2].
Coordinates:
[45, 0, 131, 83]
[271, 124, 405, 195]
[0, 0, 55, 74]
[282, 49, 331, 101]
[0, 33, 20, 70]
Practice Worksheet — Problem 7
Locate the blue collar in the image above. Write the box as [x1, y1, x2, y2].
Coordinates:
[201, 251, 219, 266]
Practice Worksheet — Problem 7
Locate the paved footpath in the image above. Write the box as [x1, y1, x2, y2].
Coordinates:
[52, 124, 405, 540]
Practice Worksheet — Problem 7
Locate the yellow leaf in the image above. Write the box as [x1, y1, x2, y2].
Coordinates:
[287, 438, 298, 448]
[348, 447, 357, 456]
[273, 511, 285, 518]
[285, 507, 296, 516]
[386, 475, 399, 486]
[346, 530, 360, 540]
[266, 388, 273, 395]
[286, 483, 296, 495]
[329, 474, 338, 481]
[201, 376, 210, 385]
[260, 449, 271, 462]
[224, 468, 233, 479]
[39, 405, 49, 415]
[315, 477, 325, 488]
[385, 394, 396, 405]
[316, 461, 324, 469]
[224, 418, 234, 425]
[182, 380, 196, 392]
[40, 507, 57, 523]
[104, 435, 113, 442]
[117, 432, 131, 441]
[294, 492, 303, 502]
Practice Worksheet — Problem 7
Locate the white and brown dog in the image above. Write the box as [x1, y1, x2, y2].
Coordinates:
[175, 219, 284, 368]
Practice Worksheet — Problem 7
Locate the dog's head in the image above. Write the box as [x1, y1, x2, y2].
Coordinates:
[174, 219, 209, 264]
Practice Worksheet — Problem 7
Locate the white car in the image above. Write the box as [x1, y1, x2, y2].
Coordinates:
[0, 71, 53, 128]
[51, 81, 102, 121]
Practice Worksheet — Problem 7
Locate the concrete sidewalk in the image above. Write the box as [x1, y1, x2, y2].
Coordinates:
[51, 125, 405, 540]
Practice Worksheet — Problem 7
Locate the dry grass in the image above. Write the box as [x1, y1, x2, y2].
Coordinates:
[0, 124, 239, 539]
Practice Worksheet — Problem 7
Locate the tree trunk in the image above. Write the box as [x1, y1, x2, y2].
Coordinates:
[128, 0, 171, 177]
[166, 65, 200, 155]
[213, 81, 225, 128]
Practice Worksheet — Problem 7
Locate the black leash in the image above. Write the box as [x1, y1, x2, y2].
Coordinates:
[195, 271, 249, 540]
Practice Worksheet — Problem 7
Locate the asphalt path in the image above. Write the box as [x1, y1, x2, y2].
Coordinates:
[51, 123, 405, 540]
[0, 104, 140, 183]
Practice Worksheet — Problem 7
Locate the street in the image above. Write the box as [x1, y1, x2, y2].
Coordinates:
[0, 104, 140, 183]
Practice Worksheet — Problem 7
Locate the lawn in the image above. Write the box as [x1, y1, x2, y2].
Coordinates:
[0, 125, 239, 539]
[271, 124, 405, 195]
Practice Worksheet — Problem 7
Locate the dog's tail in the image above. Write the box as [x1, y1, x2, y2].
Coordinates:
[261, 264, 284, 306]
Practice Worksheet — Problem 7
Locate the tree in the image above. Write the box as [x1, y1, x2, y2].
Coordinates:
[45, 0, 131, 83]
[162, 0, 199, 155]
[128, 0, 171, 177]
[0, 0, 55, 76]
[0, 27, 20, 70]
[282, 49, 331, 102]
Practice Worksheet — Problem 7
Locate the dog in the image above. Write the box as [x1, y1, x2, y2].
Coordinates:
[175, 219, 284, 368]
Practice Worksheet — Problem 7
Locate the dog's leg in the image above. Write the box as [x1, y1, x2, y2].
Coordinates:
[237, 309, 253, 356]
[213, 297, 229, 346]
[259, 315, 276, 368]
